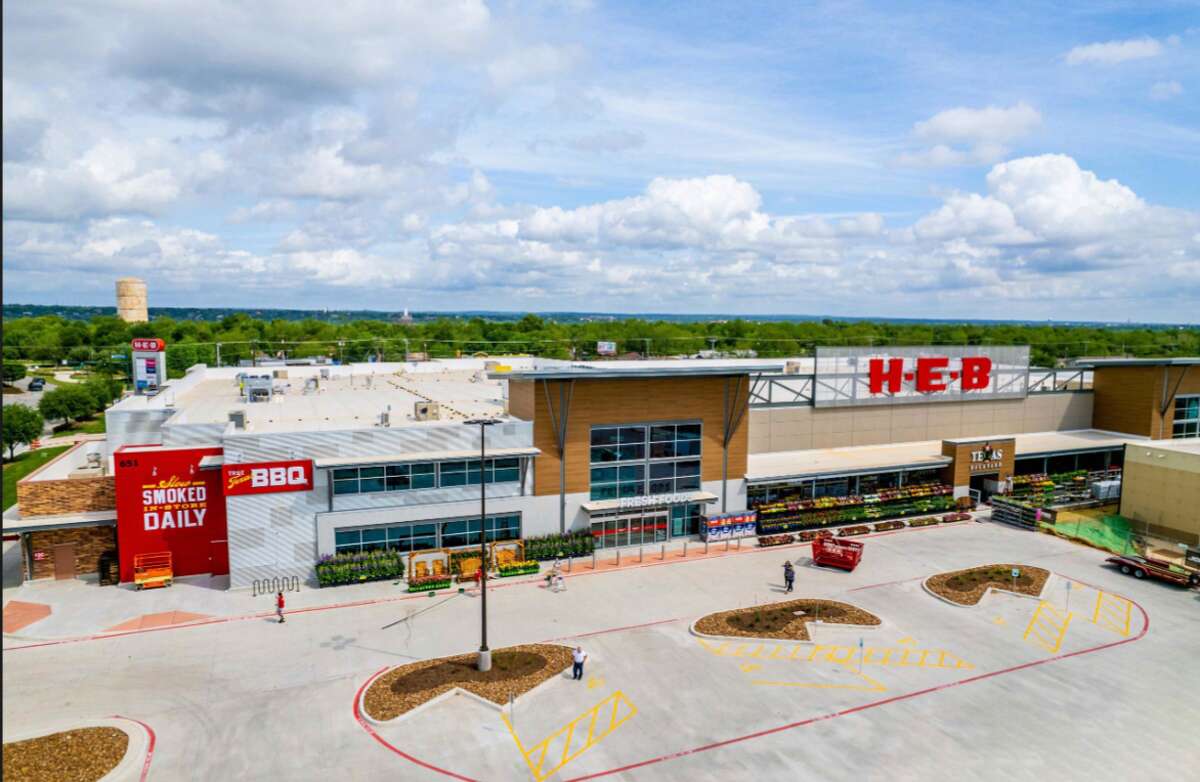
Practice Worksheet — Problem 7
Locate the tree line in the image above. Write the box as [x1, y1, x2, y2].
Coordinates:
[2, 312, 1198, 374]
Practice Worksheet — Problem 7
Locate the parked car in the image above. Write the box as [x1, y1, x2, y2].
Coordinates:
[27, 377, 45, 391]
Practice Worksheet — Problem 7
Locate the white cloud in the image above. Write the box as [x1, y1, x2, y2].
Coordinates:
[1150, 80, 1184, 101]
[899, 103, 1040, 168]
[1065, 37, 1163, 66]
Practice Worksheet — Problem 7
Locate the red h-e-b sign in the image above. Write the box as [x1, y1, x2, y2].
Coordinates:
[868, 356, 992, 395]
[131, 338, 165, 351]
[222, 460, 313, 496]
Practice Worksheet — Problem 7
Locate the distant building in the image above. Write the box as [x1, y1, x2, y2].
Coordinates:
[398, 308, 413, 325]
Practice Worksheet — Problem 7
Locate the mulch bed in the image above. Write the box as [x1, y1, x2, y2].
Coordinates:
[694, 599, 881, 642]
[3, 727, 128, 782]
[926, 563, 1050, 606]
[363, 643, 573, 721]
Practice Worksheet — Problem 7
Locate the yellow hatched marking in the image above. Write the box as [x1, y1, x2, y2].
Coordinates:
[501, 691, 637, 782]
[698, 639, 972, 670]
[1023, 601, 1073, 653]
[1090, 591, 1132, 637]
[752, 669, 887, 692]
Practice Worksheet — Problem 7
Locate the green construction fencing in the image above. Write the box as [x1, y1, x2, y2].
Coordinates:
[1038, 508, 1138, 555]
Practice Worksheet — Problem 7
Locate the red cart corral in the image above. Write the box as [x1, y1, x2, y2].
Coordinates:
[812, 536, 863, 571]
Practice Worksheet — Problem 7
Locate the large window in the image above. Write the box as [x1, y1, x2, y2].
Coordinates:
[332, 458, 521, 496]
[333, 513, 521, 554]
[1174, 395, 1200, 439]
[589, 423, 702, 501]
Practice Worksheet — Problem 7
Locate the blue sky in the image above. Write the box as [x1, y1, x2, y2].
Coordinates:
[3, 1, 1198, 321]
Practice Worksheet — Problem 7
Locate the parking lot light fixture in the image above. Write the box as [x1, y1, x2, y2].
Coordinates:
[466, 417, 501, 672]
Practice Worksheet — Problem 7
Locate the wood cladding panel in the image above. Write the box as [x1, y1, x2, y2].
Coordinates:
[523, 376, 750, 497]
[1092, 366, 1159, 437]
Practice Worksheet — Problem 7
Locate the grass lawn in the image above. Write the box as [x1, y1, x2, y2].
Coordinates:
[52, 415, 106, 436]
[2, 446, 71, 510]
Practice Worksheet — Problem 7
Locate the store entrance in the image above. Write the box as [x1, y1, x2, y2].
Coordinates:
[969, 472, 999, 502]
[591, 512, 669, 549]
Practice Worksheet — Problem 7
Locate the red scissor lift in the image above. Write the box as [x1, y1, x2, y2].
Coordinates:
[812, 535, 864, 571]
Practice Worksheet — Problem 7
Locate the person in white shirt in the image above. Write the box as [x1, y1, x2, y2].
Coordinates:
[572, 646, 588, 680]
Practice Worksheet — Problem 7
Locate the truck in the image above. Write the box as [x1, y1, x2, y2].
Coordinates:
[1104, 555, 1199, 588]
[812, 536, 864, 572]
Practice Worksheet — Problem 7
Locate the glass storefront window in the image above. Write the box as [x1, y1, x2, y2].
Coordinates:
[1174, 395, 1199, 438]
[589, 421, 704, 500]
[328, 458, 520, 496]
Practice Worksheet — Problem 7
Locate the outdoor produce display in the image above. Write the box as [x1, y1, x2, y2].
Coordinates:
[756, 534, 794, 547]
[497, 560, 539, 577]
[701, 510, 757, 541]
[1009, 468, 1122, 507]
[406, 575, 453, 593]
[316, 550, 404, 587]
[524, 531, 594, 561]
[871, 520, 905, 532]
[753, 482, 954, 533]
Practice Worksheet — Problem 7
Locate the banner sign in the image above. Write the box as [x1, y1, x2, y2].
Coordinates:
[115, 446, 228, 582]
[813, 346, 1029, 407]
[222, 459, 314, 496]
[700, 510, 757, 541]
[597, 341, 617, 356]
[969, 442, 1005, 473]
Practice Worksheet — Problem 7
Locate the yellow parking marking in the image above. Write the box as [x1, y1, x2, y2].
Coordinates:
[697, 639, 973, 670]
[897, 636, 916, 645]
[501, 691, 637, 782]
[586, 676, 604, 689]
[752, 669, 887, 692]
[1023, 601, 1073, 653]
[992, 616, 1006, 625]
[1090, 591, 1132, 637]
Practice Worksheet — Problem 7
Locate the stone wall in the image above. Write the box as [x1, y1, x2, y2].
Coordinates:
[25, 525, 117, 580]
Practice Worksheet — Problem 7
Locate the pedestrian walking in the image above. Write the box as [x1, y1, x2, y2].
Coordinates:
[572, 646, 588, 680]
[275, 591, 286, 623]
[783, 561, 795, 593]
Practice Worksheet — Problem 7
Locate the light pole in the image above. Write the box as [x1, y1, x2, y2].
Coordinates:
[466, 417, 501, 671]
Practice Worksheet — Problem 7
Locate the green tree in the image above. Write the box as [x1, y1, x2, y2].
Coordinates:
[2, 362, 26, 384]
[38, 385, 95, 423]
[2, 404, 44, 459]
[67, 346, 94, 365]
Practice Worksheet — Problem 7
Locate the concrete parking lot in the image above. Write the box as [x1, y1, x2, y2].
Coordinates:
[3, 520, 1198, 781]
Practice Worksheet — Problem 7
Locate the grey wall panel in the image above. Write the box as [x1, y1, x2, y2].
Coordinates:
[162, 423, 226, 447]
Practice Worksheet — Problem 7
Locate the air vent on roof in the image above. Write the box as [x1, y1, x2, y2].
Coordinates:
[414, 401, 440, 421]
[229, 410, 247, 430]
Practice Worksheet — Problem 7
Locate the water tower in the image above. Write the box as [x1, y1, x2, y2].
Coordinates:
[115, 277, 148, 323]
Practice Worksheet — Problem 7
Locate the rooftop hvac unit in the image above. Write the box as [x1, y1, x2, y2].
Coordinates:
[413, 401, 440, 421]
[380, 405, 392, 427]
[229, 410, 247, 429]
[273, 369, 288, 379]
[86, 452, 102, 468]
[785, 361, 803, 375]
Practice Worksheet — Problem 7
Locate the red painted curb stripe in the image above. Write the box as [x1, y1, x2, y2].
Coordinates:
[354, 574, 1149, 782]
[352, 667, 481, 782]
[540, 617, 682, 643]
[558, 579, 1151, 781]
[111, 714, 156, 782]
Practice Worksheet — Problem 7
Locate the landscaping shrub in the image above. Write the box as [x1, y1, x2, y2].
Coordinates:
[498, 560, 540, 577]
[315, 550, 404, 587]
[406, 575, 452, 592]
[523, 531, 594, 561]
[756, 534, 794, 547]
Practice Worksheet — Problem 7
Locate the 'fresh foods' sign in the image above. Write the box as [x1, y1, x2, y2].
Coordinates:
[222, 459, 314, 496]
